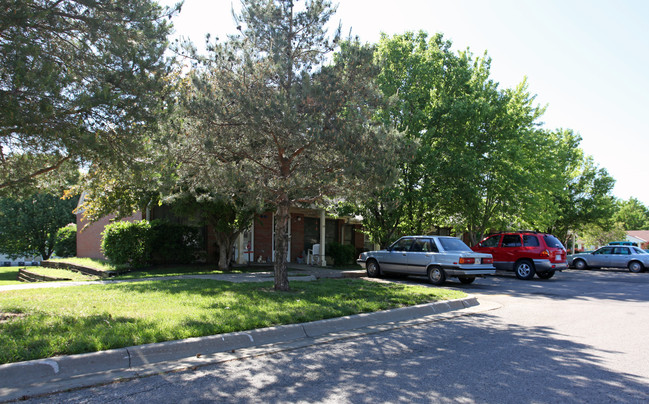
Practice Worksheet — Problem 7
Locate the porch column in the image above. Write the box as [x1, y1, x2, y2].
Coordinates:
[319, 209, 326, 266]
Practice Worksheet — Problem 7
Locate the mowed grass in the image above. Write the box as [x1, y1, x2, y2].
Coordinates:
[0, 278, 465, 364]
[0, 265, 99, 284]
[0, 267, 20, 285]
[47, 257, 277, 279]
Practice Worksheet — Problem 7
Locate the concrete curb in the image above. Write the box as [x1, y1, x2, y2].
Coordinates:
[0, 296, 497, 402]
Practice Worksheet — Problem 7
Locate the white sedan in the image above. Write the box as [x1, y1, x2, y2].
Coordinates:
[357, 236, 495, 285]
[569, 245, 649, 273]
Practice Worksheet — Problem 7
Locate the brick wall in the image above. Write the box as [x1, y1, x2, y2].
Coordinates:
[254, 212, 274, 263]
[76, 212, 144, 260]
[353, 224, 365, 251]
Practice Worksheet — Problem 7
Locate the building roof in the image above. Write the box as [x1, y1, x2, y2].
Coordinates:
[626, 230, 649, 243]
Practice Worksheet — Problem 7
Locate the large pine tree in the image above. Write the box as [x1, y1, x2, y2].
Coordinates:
[0, 0, 178, 194]
[179, 0, 399, 291]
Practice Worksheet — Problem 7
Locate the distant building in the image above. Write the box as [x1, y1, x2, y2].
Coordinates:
[625, 230, 649, 249]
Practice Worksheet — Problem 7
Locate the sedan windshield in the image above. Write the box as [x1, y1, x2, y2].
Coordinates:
[438, 238, 472, 252]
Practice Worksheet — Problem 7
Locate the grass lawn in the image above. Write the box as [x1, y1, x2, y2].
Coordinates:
[47, 257, 280, 279]
[0, 267, 20, 286]
[48, 257, 124, 272]
[27, 267, 101, 282]
[113, 264, 275, 279]
[0, 278, 466, 364]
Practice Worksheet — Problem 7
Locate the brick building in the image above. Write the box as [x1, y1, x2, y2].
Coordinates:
[76, 201, 366, 266]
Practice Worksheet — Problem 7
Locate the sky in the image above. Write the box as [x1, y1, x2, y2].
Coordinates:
[162, 0, 649, 206]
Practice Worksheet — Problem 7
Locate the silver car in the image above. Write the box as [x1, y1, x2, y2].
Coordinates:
[357, 236, 495, 285]
[569, 245, 649, 273]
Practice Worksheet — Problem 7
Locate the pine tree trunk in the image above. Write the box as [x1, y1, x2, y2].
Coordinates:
[274, 198, 290, 291]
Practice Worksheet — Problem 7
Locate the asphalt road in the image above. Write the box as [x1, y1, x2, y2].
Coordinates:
[20, 268, 649, 403]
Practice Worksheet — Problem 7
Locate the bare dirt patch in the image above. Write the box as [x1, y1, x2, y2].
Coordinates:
[0, 312, 26, 323]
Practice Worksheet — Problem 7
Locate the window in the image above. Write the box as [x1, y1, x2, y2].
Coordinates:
[523, 235, 540, 247]
[438, 238, 472, 252]
[595, 247, 614, 255]
[480, 235, 501, 248]
[614, 247, 630, 255]
[411, 239, 429, 252]
[391, 238, 414, 251]
[502, 234, 522, 247]
[543, 235, 565, 249]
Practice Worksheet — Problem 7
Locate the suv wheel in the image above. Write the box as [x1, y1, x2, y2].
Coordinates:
[427, 266, 446, 286]
[628, 261, 644, 273]
[536, 271, 554, 279]
[514, 259, 535, 280]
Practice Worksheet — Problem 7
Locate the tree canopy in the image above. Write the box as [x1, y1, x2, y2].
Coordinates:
[0, 193, 78, 259]
[177, 0, 401, 290]
[0, 0, 179, 194]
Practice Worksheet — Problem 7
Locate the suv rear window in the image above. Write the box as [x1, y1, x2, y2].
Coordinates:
[543, 235, 564, 249]
[523, 235, 540, 247]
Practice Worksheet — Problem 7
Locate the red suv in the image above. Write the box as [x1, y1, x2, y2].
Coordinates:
[471, 231, 567, 280]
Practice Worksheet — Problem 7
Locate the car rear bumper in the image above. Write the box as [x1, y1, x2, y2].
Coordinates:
[533, 259, 567, 272]
[444, 268, 496, 277]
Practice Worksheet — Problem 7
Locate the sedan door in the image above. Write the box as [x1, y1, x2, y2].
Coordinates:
[407, 238, 437, 275]
[589, 246, 614, 267]
[609, 247, 632, 268]
[382, 237, 414, 273]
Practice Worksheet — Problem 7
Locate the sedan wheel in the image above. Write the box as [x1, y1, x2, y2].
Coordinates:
[514, 260, 535, 280]
[427, 267, 446, 286]
[573, 259, 587, 270]
[628, 261, 644, 273]
[366, 260, 381, 278]
[458, 276, 475, 284]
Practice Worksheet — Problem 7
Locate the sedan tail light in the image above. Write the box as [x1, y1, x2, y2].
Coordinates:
[459, 257, 475, 264]
[482, 257, 493, 264]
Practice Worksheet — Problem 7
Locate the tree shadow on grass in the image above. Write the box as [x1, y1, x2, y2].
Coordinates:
[0, 312, 170, 364]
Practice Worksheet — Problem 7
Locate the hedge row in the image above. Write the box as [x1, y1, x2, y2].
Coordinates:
[101, 220, 203, 268]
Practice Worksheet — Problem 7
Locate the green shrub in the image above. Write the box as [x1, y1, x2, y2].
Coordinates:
[54, 224, 77, 257]
[327, 242, 357, 266]
[149, 220, 203, 264]
[101, 220, 152, 268]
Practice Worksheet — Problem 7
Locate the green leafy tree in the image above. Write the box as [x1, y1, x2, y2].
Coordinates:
[54, 224, 77, 257]
[532, 129, 616, 245]
[178, 0, 399, 290]
[580, 222, 627, 249]
[0, 0, 179, 194]
[168, 189, 261, 271]
[375, 32, 550, 244]
[613, 197, 649, 230]
[0, 193, 78, 259]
